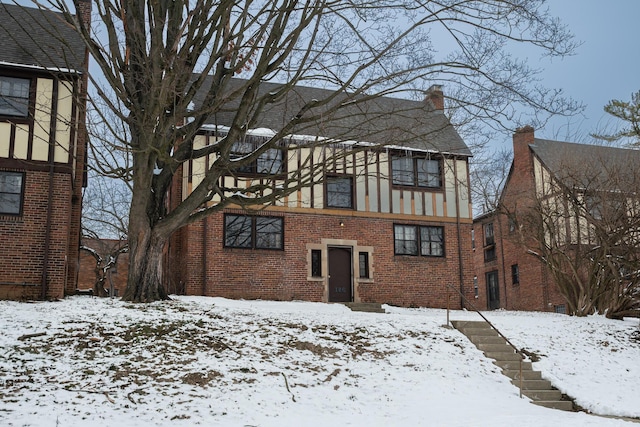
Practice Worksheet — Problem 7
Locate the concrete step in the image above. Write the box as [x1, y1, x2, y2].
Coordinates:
[343, 302, 385, 313]
[503, 369, 542, 380]
[451, 320, 491, 330]
[533, 400, 574, 411]
[485, 351, 522, 361]
[522, 389, 563, 401]
[453, 318, 574, 412]
[469, 335, 507, 345]
[494, 360, 533, 371]
[462, 328, 500, 337]
[512, 379, 553, 390]
[477, 343, 513, 353]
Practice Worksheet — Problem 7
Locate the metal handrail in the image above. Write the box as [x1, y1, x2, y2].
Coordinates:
[446, 283, 525, 398]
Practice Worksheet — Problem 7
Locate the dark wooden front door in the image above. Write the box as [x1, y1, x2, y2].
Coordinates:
[486, 271, 500, 310]
[328, 247, 352, 302]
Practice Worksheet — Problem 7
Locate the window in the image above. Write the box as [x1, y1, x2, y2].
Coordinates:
[394, 224, 444, 257]
[554, 304, 566, 314]
[484, 223, 494, 246]
[421, 226, 444, 256]
[483, 222, 496, 262]
[0, 171, 24, 215]
[484, 246, 496, 262]
[511, 264, 519, 285]
[359, 252, 370, 278]
[311, 250, 322, 277]
[0, 76, 30, 117]
[230, 140, 284, 175]
[224, 214, 283, 250]
[391, 154, 442, 188]
[326, 176, 353, 208]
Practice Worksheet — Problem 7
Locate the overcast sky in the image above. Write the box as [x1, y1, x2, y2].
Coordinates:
[519, 0, 638, 143]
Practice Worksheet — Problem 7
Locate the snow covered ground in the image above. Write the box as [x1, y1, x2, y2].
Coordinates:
[0, 296, 638, 426]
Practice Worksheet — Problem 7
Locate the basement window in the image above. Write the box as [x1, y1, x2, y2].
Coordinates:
[554, 305, 566, 314]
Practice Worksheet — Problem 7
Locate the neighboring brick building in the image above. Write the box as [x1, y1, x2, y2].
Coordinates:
[473, 126, 640, 313]
[0, 3, 90, 300]
[167, 79, 475, 308]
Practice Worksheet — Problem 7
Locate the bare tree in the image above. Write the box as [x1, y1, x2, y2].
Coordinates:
[80, 237, 128, 296]
[508, 153, 640, 318]
[469, 147, 512, 216]
[35, 0, 582, 302]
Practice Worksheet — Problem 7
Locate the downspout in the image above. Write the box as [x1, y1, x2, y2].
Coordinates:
[42, 155, 55, 300]
[453, 157, 465, 309]
[42, 80, 59, 300]
[498, 214, 509, 309]
[202, 217, 208, 296]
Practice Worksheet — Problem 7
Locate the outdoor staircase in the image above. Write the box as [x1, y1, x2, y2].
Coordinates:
[451, 320, 574, 411]
[343, 302, 386, 313]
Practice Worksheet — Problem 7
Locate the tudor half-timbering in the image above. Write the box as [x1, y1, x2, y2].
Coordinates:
[0, 3, 90, 299]
[168, 80, 475, 308]
[473, 126, 640, 314]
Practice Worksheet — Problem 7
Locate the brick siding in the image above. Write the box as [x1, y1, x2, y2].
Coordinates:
[170, 211, 474, 309]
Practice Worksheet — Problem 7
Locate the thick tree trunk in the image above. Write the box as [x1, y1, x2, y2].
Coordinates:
[122, 193, 170, 302]
[122, 233, 169, 302]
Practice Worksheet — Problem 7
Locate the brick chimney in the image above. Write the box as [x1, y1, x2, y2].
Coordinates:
[76, 0, 91, 30]
[512, 125, 535, 182]
[426, 84, 444, 111]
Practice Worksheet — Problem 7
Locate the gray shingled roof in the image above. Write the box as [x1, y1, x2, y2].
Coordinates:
[530, 138, 640, 190]
[0, 3, 86, 72]
[195, 77, 471, 156]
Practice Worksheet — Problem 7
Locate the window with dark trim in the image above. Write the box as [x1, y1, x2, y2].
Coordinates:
[394, 224, 444, 257]
[391, 154, 442, 188]
[483, 222, 496, 262]
[224, 214, 283, 250]
[325, 176, 353, 209]
[484, 223, 494, 245]
[359, 252, 370, 278]
[0, 171, 24, 215]
[484, 246, 496, 262]
[0, 76, 30, 117]
[230, 140, 284, 175]
[311, 250, 322, 277]
[511, 264, 520, 285]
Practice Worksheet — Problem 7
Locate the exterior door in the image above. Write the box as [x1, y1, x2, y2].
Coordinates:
[486, 271, 500, 310]
[328, 247, 352, 302]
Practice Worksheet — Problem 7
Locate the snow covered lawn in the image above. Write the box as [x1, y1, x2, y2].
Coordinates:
[0, 296, 638, 426]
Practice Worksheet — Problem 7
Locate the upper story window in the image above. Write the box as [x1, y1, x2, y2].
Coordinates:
[0, 76, 30, 117]
[484, 222, 494, 246]
[394, 224, 444, 257]
[230, 140, 284, 175]
[483, 222, 496, 262]
[224, 214, 284, 250]
[0, 171, 24, 215]
[391, 153, 442, 188]
[325, 175, 353, 209]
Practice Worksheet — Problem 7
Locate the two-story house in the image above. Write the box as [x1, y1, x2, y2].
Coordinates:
[473, 126, 640, 315]
[0, 3, 90, 299]
[167, 78, 475, 308]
